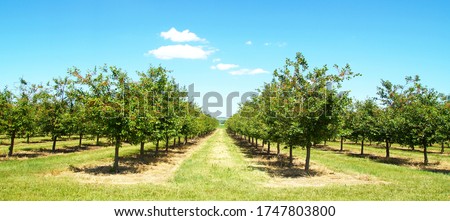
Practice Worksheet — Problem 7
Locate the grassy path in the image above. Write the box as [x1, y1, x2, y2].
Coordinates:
[171, 128, 268, 200]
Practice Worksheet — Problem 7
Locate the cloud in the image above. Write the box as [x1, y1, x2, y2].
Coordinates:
[160, 27, 205, 42]
[264, 42, 287, 47]
[146, 44, 214, 60]
[245, 40, 252, 45]
[229, 68, 269, 75]
[212, 58, 221, 63]
[211, 63, 239, 71]
[276, 42, 287, 47]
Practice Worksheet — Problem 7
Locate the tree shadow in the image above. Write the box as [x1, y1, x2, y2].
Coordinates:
[422, 168, 450, 175]
[68, 140, 199, 175]
[341, 141, 446, 155]
[0, 153, 43, 159]
[347, 153, 412, 166]
[317, 145, 449, 175]
[229, 134, 325, 178]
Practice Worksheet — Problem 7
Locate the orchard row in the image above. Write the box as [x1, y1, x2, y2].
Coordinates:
[0, 65, 218, 171]
[226, 52, 449, 172]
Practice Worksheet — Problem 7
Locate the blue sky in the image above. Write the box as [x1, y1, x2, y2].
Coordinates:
[1, 0, 449, 117]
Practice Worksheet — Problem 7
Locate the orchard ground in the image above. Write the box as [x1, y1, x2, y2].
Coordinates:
[0, 128, 449, 200]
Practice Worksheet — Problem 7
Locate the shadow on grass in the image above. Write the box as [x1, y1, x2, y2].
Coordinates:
[317, 145, 449, 175]
[68, 140, 200, 175]
[422, 168, 450, 175]
[1, 145, 103, 160]
[0, 153, 43, 159]
[229, 134, 325, 178]
[339, 141, 446, 155]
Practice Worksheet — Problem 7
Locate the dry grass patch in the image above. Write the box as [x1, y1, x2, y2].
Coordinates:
[209, 131, 236, 167]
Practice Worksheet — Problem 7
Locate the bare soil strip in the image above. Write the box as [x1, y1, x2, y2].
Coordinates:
[52, 133, 215, 185]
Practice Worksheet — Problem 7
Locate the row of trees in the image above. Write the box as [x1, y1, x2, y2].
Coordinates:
[0, 65, 218, 171]
[226, 52, 448, 173]
[346, 76, 449, 164]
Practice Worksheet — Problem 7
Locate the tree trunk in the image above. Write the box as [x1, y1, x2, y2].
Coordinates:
[26, 134, 30, 144]
[441, 142, 445, 154]
[52, 135, 57, 153]
[256, 138, 258, 148]
[112, 136, 121, 172]
[140, 141, 145, 156]
[252, 137, 254, 145]
[423, 139, 428, 165]
[340, 136, 344, 151]
[8, 131, 16, 157]
[267, 141, 271, 155]
[79, 133, 83, 148]
[385, 138, 390, 158]
[173, 138, 176, 147]
[277, 142, 280, 156]
[178, 137, 181, 146]
[324, 140, 327, 145]
[289, 145, 293, 167]
[262, 140, 265, 148]
[184, 135, 188, 145]
[155, 140, 159, 157]
[96, 134, 100, 146]
[360, 135, 364, 155]
[305, 142, 312, 173]
[409, 143, 414, 150]
[165, 137, 169, 153]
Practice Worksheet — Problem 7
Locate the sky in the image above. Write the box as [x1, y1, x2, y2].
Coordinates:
[1, 0, 449, 117]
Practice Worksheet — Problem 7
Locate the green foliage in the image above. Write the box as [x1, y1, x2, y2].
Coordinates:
[227, 52, 359, 172]
[376, 75, 444, 163]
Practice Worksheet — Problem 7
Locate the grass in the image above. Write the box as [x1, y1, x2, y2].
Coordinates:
[0, 129, 449, 200]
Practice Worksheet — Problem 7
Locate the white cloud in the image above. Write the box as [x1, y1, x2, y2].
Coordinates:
[160, 27, 205, 42]
[211, 63, 239, 71]
[245, 40, 252, 45]
[277, 42, 287, 47]
[229, 68, 269, 75]
[212, 58, 221, 63]
[264, 42, 270, 46]
[146, 44, 214, 60]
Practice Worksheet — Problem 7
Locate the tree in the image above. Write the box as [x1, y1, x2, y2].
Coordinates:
[228, 52, 358, 173]
[378, 76, 442, 164]
[336, 103, 354, 151]
[274, 53, 358, 172]
[73, 66, 132, 172]
[65, 72, 90, 149]
[351, 99, 378, 155]
[37, 77, 71, 153]
[0, 80, 34, 156]
[436, 102, 450, 154]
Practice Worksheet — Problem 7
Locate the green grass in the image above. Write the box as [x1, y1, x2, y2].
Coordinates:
[0, 129, 449, 200]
